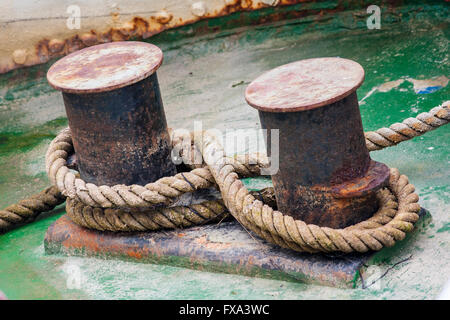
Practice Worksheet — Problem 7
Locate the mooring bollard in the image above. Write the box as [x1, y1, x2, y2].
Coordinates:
[245, 57, 390, 228]
[47, 41, 176, 186]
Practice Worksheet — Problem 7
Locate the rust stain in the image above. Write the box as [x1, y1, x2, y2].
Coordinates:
[79, 33, 98, 47]
[48, 39, 65, 54]
[245, 58, 365, 112]
[247, 255, 255, 266]
[1, 0, 335, 74]
[330, 161, 390, 198]
[127, 250, 143, 259]
[155, 11, 173, 24]
[47, 41, 163, 93]
[194, 234, 233, 250]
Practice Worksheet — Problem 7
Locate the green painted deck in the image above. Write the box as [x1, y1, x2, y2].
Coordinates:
[0, 1, 449, 299]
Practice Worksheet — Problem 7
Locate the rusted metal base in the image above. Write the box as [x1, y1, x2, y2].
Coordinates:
[44, 208, 429, 288]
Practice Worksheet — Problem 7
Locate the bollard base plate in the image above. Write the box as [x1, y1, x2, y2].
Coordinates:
[44, 209, 430, 288]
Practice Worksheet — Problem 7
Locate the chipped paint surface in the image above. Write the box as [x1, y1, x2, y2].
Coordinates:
[377, 79, 405, 92]
[407, 76, 449, 94]
[360, 76, 449, 102]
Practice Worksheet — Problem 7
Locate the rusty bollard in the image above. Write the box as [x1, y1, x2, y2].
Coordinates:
[245, 57, 390, 228]
[47, 41, 176, 186]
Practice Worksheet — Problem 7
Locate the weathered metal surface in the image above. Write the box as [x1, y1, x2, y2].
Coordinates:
[245, 58, 365, 112]
[246, 58, 390, 228]
[47, 42, 176, 185]
[47, 42, 163, 94]
[44, 208, 431, 289]
[44, 215, 367, 288]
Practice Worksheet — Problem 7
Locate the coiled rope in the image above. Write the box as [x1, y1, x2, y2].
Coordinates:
[0, 101, 448, 254]
[198, 133, 419, 253]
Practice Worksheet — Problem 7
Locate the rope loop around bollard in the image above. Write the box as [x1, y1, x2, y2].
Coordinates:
[1, 101, 449, 253]
[45, 101, 449, 210]
[44, 129, 421, 254]
[196, 131, 420, 253]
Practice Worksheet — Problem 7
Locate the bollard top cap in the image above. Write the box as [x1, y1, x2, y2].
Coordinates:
[47, 41, 163, 94]
[245, 57, 365, 112]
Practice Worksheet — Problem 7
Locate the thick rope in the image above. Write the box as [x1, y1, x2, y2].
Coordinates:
[65, 188, 277, 232]
[0, 130, 267, 233]
[66, 198, 229, 232]
[1, 101, 448, 251]
[45, 128, 268, 209]
[0, 186, 65, 232]
[365, 101, 449, 150]
[197, 132, 421, 253]
[44, 102, 449, 209]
